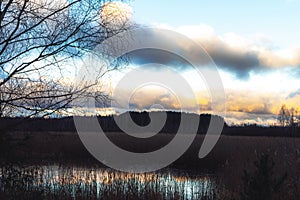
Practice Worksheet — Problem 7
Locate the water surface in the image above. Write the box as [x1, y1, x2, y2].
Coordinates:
[0, 165, 216, 199]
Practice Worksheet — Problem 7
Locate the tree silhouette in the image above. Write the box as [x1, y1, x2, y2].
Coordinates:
[277, 104, 290, 127]
[0, 0, 130, 117]
[277, 104, 299, 129]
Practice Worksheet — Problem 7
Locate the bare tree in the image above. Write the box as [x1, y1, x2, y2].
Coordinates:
[277, 104, 300, 127]
[289, 107, 298, 127]
[0, 0, 131, 118]
[278, 104, 290, 127]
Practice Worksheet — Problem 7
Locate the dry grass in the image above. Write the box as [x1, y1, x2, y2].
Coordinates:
[2, 132, 300, 199]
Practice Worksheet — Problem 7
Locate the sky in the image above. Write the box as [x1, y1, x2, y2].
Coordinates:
[3, 0, 299, 125]
[131, 0, 300, 48]
[96, 0, 300, 125]
[91, 0, 300, 125]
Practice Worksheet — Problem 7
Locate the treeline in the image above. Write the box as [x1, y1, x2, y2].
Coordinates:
[223, 125, 300, 137]
[0, 111, 299, 137]
[0, 111, 224, 134]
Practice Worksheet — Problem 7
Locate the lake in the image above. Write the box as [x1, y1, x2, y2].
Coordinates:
[0, 164, 217, 199]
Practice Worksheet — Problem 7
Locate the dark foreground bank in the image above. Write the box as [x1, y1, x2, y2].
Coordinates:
[1, 132, 300, 199]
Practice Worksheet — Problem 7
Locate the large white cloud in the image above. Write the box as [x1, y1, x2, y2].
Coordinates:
[130, 24, 300, 79]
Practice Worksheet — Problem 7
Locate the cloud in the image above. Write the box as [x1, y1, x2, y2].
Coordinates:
[126, 49, 190, 70]
[112, 84, 289, 115]
[288, 88, 300, 99]
[111, 87, 287, 125]
[258, 48, 300, 68]
[89, 74, 300, 125]
[176, 25, 300, 70]
[225, 111, 278, 126]
[114, 86, 195, 112]
[225, 90, 278, 115]
[93, 24, 300, 125]
[124, 24, 300, 79]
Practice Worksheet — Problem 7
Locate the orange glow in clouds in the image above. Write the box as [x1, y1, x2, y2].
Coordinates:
[100, 1, 133, 29]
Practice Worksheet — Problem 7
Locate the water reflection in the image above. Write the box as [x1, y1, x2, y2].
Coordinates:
[0, 165, 216, 199]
